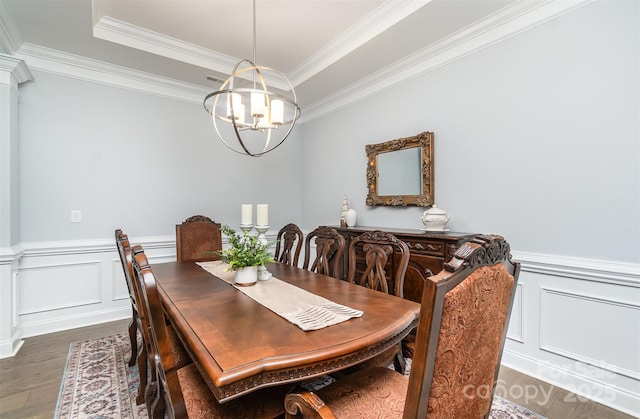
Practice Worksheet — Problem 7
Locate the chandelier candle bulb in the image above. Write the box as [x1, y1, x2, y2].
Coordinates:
[251, 92, 265, 117]
[227, 93, 242, 119]
[256, 204, 268, 226]
[236, 104, 246, 125]
[241, 204, 253, 225]
[271, 100, 284, 125]
[258, 106, 270, 129]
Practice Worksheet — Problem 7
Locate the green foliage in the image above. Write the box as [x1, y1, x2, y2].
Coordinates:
[216, 225, 275, 271]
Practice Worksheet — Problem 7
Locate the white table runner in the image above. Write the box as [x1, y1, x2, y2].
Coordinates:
[196, 261, 363, 331]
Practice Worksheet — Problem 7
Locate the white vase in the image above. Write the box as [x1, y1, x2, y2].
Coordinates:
[234, 266, 258, 286]
[345, 208, 357, 227]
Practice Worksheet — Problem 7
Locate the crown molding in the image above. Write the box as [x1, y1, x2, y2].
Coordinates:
[301, 0, 594, 122]
[92, 15, 291, 91]
[15, 43, 209, 104]
[0, 0, 21, 55]
[287, 0, 430, 87]
[11, 0, 593, 121]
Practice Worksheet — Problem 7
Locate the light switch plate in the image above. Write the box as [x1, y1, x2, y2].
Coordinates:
[71, 210, 82, 223]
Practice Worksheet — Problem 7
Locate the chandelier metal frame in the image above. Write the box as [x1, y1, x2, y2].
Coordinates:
[203, 0, 301, 157]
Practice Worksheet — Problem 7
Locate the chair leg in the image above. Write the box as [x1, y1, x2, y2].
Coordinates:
[136, 345, 148, 405]
[128, 312, 138, 367]
[393, 342, 406, 375]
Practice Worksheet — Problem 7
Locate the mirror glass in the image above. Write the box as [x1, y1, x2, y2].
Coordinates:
[377, 147, 422, 196]
[365, 131, 434, 207]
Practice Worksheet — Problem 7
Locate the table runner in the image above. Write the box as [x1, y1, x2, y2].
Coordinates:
[196, 261, 363, 331]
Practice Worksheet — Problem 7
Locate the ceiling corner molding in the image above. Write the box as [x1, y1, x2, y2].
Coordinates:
[301, 0, 594, 123]
[0, 54, 33, 85]
[288, 0, 431, 87]
[92, 15, 289, 90]
[0, 0, 23, 55]
[15, 43, 209, 103]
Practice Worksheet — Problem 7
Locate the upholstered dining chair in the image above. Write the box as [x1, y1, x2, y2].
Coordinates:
[274, 223, 304, 267]
[302, 226, 346, 279]
[115, 229, 146, 405]
[175, 215, 222, 262]
[346, 230, 410, 373]
[284, 235, 521, 419]
[131, 248, 288, 419]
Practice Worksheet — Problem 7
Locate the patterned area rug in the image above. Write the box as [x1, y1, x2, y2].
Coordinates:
[55, 333, 545, 418]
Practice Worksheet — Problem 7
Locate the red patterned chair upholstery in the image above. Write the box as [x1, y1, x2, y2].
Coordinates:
[284, 235, 520, 419]
[175, 215, 222, 262]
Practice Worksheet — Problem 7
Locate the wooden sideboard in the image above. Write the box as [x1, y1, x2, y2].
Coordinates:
[326, 226, 478, 304]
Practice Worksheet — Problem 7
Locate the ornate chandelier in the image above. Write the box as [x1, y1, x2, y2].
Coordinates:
[203, 0, 301, 157]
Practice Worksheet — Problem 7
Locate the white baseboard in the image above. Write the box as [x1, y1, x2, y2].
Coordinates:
[502, 349, 640, 417]
[0, 328, 23, 359]
[20, 307, 131, 339]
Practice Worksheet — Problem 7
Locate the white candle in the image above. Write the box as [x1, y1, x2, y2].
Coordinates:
[241, 204, 252, 225]
[256, 204, 268, 226]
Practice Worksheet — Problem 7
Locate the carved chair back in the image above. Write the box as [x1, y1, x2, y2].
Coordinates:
[115, 229, 148, 404]
[302, 226, 346, 279]
[284, 235, 520, 419]
[274, 223, 303, 267]
[132, 248, 187, 419]
[175, 215, 222, 262]
[404, 235, 520, 418]
[132, 247, 288, 419]
[347, 230, 409, 298]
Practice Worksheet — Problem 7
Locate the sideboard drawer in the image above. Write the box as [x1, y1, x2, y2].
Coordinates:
[404, 239, 445, 257]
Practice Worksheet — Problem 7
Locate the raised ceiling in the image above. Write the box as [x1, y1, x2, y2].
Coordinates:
[3, 0, 587, 119]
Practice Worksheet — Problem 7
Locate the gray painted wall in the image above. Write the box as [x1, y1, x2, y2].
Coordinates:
[301, 0, 639, 263]
[18, 71, 303, 241]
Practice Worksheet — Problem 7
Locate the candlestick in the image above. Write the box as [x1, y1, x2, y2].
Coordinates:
[256, 204, 268, 226]
[255, 224, 272, 281]
[241, 204, 252, 226]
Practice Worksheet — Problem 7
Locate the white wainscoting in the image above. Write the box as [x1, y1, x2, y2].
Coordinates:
[8, 238, 639, 415]
[16, 236, 178, 338]
[504, 251, 640, 417]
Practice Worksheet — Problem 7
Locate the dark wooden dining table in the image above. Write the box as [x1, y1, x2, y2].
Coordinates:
[152, 260, 420, 403]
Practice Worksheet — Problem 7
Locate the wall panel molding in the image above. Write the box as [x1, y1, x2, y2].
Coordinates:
[506, 282, 524, 343]
[18, 261, 102, 314]
[513, 251, 639, 287]
[539, 287, 640, 381]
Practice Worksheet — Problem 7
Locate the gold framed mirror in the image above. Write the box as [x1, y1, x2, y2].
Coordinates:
[365, 131, 434, 207]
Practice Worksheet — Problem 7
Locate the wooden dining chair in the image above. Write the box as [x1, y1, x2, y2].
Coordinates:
[302, 226, 345, 279]
[175, 215, 222, 262]
[115, 229, 146, 404]
[346, 230, 410, 373]
[284, 235, 521, 419]
[274, 223, 304, 267]
[127, 245, 192, 416]
[132, 247, 289, 419]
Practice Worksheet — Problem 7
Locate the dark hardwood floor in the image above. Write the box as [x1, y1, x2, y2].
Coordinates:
[0, 320, 635, 418]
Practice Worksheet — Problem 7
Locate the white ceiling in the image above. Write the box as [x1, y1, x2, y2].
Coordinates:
[3, 0, 582, 117]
